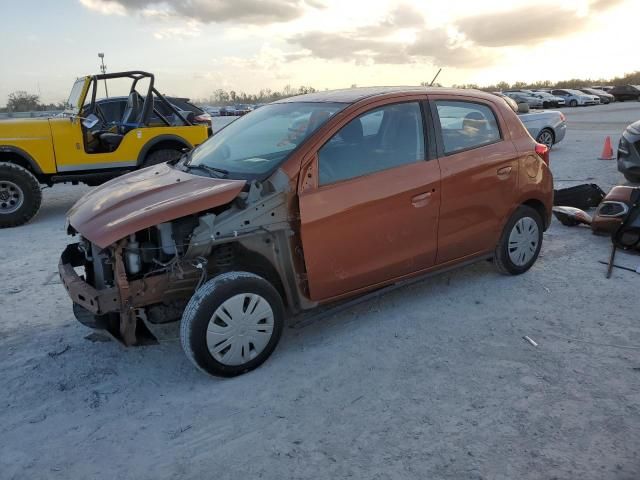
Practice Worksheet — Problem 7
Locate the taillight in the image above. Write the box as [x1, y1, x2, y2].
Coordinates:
[559, 112, 565, 122]
[535, 143, 550, 165]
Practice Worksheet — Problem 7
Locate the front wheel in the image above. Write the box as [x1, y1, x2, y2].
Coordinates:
[493, 205, 543, 275]
[180, 272, 285, 377]
[0, 162, 42, 228]
[569, 99, 578, 107]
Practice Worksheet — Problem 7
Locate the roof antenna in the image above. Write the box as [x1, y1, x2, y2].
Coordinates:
[429, 68, 442, 86]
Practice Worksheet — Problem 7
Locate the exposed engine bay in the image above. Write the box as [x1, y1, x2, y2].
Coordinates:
[59, 171, 310, 345]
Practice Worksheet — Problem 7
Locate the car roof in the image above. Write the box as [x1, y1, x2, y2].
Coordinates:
[272, 86, 495, 104]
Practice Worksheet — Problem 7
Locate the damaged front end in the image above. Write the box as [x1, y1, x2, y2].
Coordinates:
[59, 168, 308, 345]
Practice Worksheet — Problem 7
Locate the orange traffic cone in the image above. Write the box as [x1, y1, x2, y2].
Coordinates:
[599, 136, 615, 160]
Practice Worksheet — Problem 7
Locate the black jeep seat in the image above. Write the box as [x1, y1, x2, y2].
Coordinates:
[99, 132, 124, 152]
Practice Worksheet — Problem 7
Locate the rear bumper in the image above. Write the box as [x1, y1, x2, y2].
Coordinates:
[555, 123, 567, 144]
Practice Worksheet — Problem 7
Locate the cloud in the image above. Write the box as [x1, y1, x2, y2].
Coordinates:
[79, 0, 320, 24]
[287, 3, 495, 69]
[455, 0, 626, 47]
[454, 5, 588, 47]
[79, 0, 126, 15]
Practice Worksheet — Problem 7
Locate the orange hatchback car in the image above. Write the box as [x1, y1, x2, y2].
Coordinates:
[60, 87, 553, 376]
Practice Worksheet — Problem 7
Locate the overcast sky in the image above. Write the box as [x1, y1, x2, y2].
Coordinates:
[0, 0, 636, 104]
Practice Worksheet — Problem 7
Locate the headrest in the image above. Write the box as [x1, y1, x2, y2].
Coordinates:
[340, 118, 363, 143]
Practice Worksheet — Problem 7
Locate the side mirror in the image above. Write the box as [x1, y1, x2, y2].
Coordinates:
[517, 102, 530, 114]
[82, 114, 100, 129]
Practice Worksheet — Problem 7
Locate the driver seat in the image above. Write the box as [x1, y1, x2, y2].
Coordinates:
[98, 132, 124, 152]
[120, 92, 143, 130]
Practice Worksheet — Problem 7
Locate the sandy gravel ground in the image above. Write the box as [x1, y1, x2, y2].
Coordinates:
[1, 103, 639, 480]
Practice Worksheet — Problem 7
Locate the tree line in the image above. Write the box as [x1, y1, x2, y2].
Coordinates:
[451, 71, 640, 92]
[3, 71, 639, 112]
[0, 91, 65, 113]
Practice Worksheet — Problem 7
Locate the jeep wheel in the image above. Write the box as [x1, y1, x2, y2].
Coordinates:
[494, 205, 543, 275]
[0, 162, 42, 228]
[180, 272, 285, 377]
[143, 148, 183, 167]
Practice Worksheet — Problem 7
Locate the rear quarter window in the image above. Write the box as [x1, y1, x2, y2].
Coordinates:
[435, 100, 501, 155]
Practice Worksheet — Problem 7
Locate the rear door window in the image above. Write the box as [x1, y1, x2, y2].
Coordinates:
[434, 101, 501, 155]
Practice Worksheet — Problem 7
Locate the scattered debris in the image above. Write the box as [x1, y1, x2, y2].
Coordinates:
[84, 332, 111, 343]
[48, 345, 70, 358]
[28, 413, 47, 424]
[552, 206, 592, 227]
[168, 425, 192, 440]
[523, 336, 538, 347]
[553, 184, 605, 209]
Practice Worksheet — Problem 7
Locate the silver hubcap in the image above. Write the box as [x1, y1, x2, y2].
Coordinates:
[508, 217, 539, 266]
[0, 180, 24, 214]
[206, 293, 274, 366]
[538, 131, 553, 148]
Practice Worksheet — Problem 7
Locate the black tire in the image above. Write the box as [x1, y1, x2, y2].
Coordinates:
[536, 128, 555, 149]
[142, 148, 183, 167]
[623, 172, 640, 184]
[493, 205, 543, 276]
[569, 99, 578, 107]
[180, 272, 285, 377]
[542, 101, 550, 109]
[0, 162, 42, 228]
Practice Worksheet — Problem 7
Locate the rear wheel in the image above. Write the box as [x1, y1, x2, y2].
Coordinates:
[180, 272, 285, 377]
[536, 129, 555, 149]
[494, 205, 543, 275]
[142, 148, 183, 167]
[0, 162, 42, 228]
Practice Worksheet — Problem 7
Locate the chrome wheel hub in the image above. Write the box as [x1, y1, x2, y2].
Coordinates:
[206, 293, 274, 366]
[538, 131, 553, 148]
[0, 181, 24, 214]
[508, 217, 539, 266]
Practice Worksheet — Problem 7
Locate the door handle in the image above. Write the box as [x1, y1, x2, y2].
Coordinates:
[497, 166, 512, 177]
[411, 191, 433, 207]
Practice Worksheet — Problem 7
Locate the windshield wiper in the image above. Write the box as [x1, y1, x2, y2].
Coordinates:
[186, 163, 229, 178]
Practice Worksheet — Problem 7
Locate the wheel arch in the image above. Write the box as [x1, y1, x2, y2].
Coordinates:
[212, 242, 289, 309]
[136, 135, 192, 166]
[537, 127, 555, 144]
[0, 146, 44, 179]
[522, 198, 549, 230]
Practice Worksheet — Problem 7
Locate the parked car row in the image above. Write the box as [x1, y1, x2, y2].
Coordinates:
[202, 104, 257, 117]
[492, 93, 566, 149]
[502, 85, 640, 109]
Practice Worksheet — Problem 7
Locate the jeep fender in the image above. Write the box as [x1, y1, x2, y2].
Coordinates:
[0, 145, 44, 176]
[136, 135, 193, 166]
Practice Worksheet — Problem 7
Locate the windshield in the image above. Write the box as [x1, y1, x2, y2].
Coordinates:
[188, 102, 346, 179]
[66, 78, 86, 112]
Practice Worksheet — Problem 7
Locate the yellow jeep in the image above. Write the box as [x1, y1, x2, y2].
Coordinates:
[0, 71, 209, 227]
